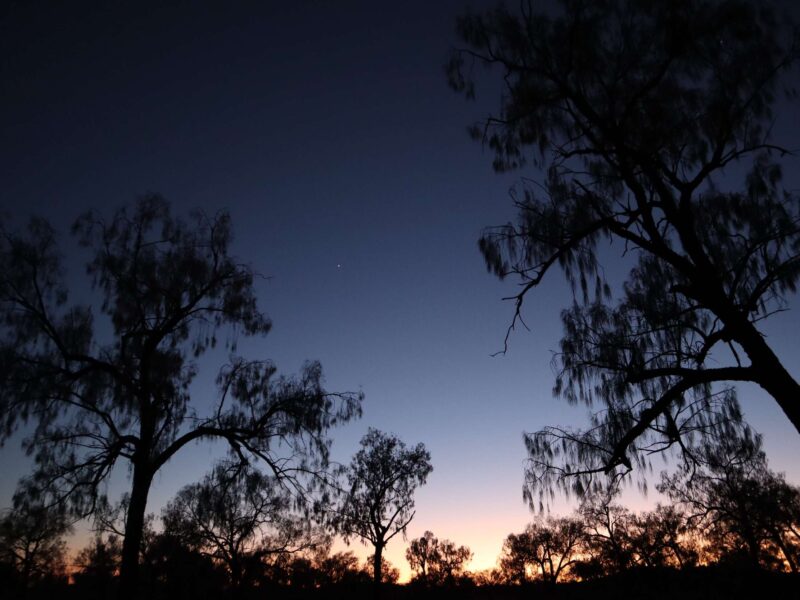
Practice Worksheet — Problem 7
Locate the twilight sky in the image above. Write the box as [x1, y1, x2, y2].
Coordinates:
[2, 1, 800, 578]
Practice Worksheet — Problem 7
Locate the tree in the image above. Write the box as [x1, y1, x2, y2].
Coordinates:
[628, 505, 698, 569]
[72, 534, 122, 600]
[406, 530, 439, 583]
[336, 428, 432, 588]
[0, 196, 362, 598]
[406, 530, 473, 585]
[578, 492, 636, 574]
[499, 517, 584, 583]
[162, 460, 320, 595]
[448, 0, 800, 504]
[431, 538, 473, 584]
[0, 495, 70, 591]
[660, 437, 800, 571]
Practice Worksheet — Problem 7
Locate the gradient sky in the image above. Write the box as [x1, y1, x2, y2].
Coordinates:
[2, 1, 800, 579]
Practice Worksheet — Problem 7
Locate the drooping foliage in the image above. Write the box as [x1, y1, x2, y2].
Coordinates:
[448, 0, 800, 506]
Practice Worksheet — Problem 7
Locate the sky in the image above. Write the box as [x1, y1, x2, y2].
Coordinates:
[2, 0, 800, 580]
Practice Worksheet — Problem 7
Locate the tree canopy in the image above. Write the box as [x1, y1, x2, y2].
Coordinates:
[448, 0, 800, 506]
[0, 196, 362, 597]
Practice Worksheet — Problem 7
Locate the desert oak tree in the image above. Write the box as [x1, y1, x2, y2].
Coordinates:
[0, 197, 362, 598]
[448, 0, 800, 504]
[336, 429, 432, 587]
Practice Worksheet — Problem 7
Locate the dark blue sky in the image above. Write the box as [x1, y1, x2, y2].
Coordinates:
[2, 1, 799, 574]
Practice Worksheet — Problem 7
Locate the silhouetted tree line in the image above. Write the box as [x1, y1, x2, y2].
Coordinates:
[2, 434, 799, 599]
[3, 1, 800, 598]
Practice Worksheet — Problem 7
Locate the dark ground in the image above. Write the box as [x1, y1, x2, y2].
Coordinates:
[6, 566, 798, 600]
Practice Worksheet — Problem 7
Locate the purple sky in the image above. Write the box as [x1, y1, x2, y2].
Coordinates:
[2, 1, 799, 576]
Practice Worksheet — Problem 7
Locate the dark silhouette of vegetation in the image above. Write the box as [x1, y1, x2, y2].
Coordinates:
[660, 436, 800, 571]
[72, 535, 122, 600]
[406, 531, 472, 585]
[335, 428, 432, 590]
[499, 517, 584, 583]
[448, 0, 800, 505]
[161, 460, 323, 597]
[578, 492, 699, 576]
[406, 531, 439, 583]
[0, 196, 362, 599]
[3, 456, 800, 600]
[138, 531, 225, 600]
[0, 490, 70, 597]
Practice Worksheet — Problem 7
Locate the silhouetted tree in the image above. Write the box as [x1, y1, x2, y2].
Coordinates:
[660, 437, 800, 571]
[406, 530, 439, 584]
[499, 517, 584, 583]
[448, 0, 800, 504]
[73, 534, 122, 600]
[0, 197, 362, 598]
[140, 531, 225, 600]
[579, 492, 635, 574]
[0, 492, 70, 593]
[162, 460, 321, 596]
[336, 428, 432, 589]
[432, 538, 473, 584]
[628, 505, 699, 569]
[314, 550, 370, 586]
[406, 530, 472, 585]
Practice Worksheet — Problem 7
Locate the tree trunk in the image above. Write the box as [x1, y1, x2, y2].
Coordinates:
[372, 542, 384, 598]
[773, 533, 798, 573]
[118, 462, 153, 600]
[732, 317, 800, 435]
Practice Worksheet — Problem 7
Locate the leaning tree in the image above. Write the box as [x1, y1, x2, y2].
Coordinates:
[448, 0, 800, 505]
[0, 196, 362, 598]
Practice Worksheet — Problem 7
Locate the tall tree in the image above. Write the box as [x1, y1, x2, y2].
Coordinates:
[336, 428, 432, 589]
[448, 0, 800, 505]
[0, 196, 362, 598]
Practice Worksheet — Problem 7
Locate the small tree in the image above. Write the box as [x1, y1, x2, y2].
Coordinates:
[449, 0, 800, 505]
[499, 518, 584, 583]
[406, 530, 438, 584]
[336, 429, 432, 588]
[660, 438, 800, 571]
[628, 505, 698, 569]
[162, 460, 320, 595]
[578, 492, 635, 575]
[0, 197, 362, 598]
[314, 550, 369, 586]
[406, 530, 472, 585]
[0, 497, 70, 590]
[72, 534, 122, 599]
